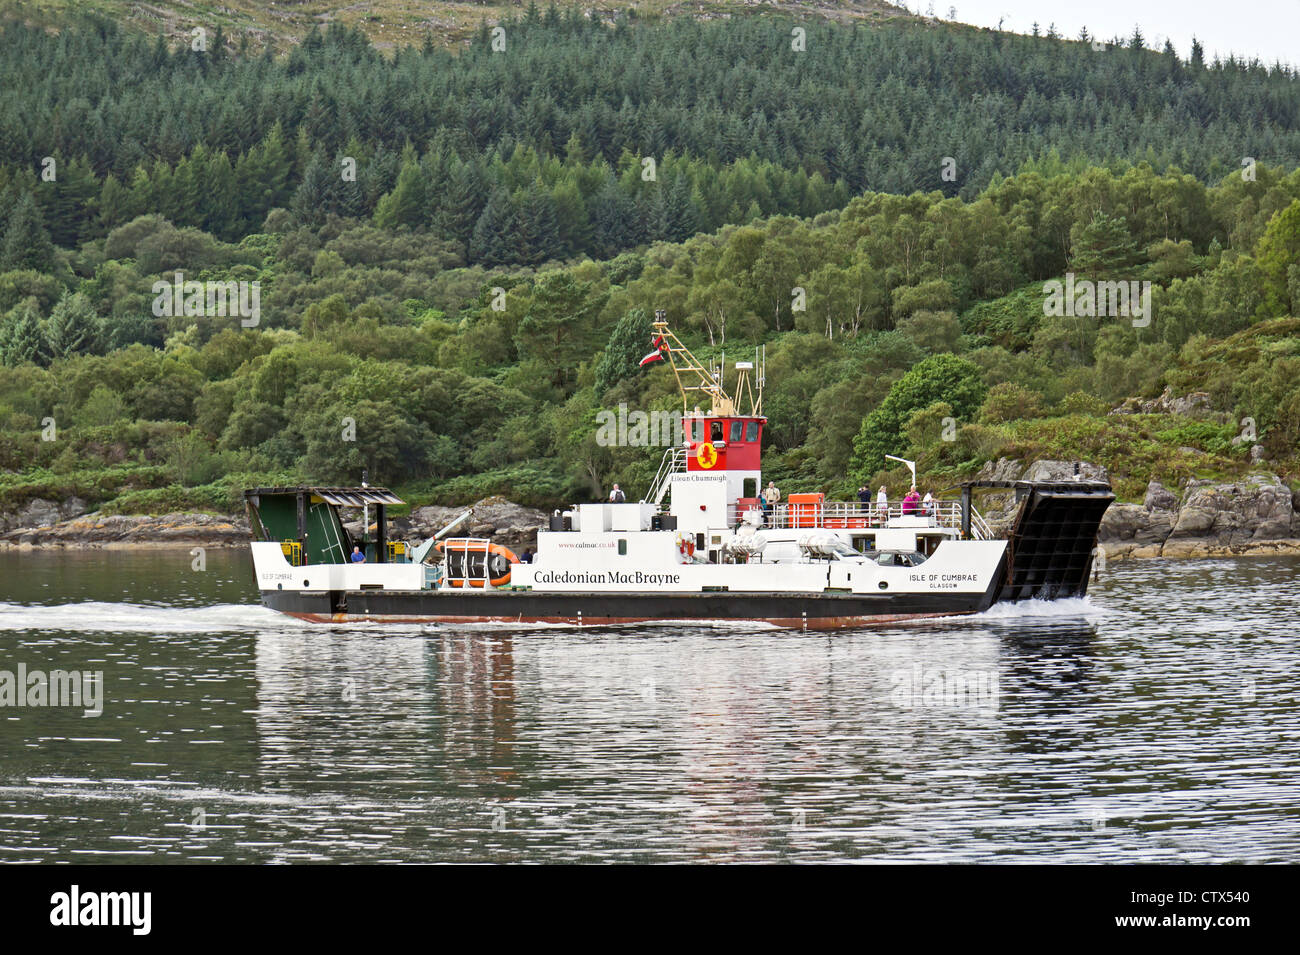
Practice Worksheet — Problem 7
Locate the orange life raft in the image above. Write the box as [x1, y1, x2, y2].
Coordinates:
[436, 539, 519, 587]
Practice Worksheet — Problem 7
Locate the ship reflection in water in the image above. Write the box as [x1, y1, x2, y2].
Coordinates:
[0, 549, 1298, 863]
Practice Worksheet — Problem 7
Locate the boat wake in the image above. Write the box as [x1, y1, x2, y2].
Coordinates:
[0, 596, 1104, 635]
[0, 601, 477, 635]
[973, 596, 1105, 620]
[0, 601, 302, 634]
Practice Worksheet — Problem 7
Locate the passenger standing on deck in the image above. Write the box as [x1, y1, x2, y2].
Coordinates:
[922, 491, 934, 518]
[876, 485, 889, 523]
[902, 486, 921, 515]
[762, 481, 781, 519]
[857, 485, 871, 504]
[609, 484, 626, 503]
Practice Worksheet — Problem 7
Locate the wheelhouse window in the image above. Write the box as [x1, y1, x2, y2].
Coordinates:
[710, 421, 723, 442]
[730, 420, 743, 442]
[746, 421, 760, 442]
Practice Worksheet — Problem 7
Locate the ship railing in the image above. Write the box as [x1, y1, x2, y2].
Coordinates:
[644, 445, 688, 505]
[321, 504, 349, 563]
[729, 500, 990, 538]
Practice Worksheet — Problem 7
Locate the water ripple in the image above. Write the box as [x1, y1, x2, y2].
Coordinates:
[0, 550, 1297, 862]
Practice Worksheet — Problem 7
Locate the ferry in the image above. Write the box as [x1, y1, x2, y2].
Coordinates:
[245, 319, 1113, 629]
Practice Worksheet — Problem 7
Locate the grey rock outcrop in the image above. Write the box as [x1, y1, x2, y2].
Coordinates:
[2, 496, 93, 533]
[1021, 459, 1111, 484]
[1, 512, 249, 547]
[965, 460, 1299, 559]
[972, 458, 1111, 536]
[1109, 386, 1229, 420]
[1143, 481, 1179, 512]
[393, 496, 547, 554]
[974, 457, 1025, 483]
[1099, 472, 1300, 558]
[2, 493, 548, 551]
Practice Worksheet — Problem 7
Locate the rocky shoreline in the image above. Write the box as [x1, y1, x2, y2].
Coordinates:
[3, 474, 1299, 560]
[974, 459, 1300, 560]
[0, 495, 550, 554]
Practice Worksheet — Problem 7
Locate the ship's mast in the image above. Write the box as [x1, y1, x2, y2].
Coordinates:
[652, 310, 763, 417]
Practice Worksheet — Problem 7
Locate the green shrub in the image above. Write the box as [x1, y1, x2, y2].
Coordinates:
[850, 354, 986, 482]
[1059, 391, 1109, 416]
[980, 382, 1043, 423]
[1153, 420, 1240, 457]
[419, 464, 570, 510]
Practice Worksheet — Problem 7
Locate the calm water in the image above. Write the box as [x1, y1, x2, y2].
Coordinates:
[0, 547, 1297, 863]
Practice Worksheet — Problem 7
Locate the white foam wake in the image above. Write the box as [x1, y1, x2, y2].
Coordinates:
[973, 596, 1105, 620]
[0, 601, 300, 633]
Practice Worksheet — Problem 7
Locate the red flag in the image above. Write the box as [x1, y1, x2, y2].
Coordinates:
[638, 335, 667, 367]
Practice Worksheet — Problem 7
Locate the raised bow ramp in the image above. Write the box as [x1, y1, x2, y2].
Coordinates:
[964, 481, 1115, 603]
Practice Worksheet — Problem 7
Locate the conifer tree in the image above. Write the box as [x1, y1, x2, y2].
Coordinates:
[43, 290, 100, 360]
[373, 160, 427, 230]
[594, 307, 652, 394]
[516, 184, 562, 265]
[0, 193, 55, 273]
[589, 178, 637, 260]
[435, 159, 488, 250]
[97, 174, 136, 233]
[469, 188, 520, 266]
[0, 297, 48, 367]
[1068, 211, 1142, 279]
[37, 155, 99, 247]
[291, 152, 338, 226]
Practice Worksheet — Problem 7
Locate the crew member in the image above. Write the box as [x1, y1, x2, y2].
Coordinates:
[350, 545, 366, 563]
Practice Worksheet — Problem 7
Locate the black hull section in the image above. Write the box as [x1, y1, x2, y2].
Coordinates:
[261, 586, 1000, 630]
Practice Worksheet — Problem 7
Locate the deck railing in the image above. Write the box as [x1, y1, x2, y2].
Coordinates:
[730, 500, 989, 538]
[644, 446, 688, 505]
[441, 537, 495, 588]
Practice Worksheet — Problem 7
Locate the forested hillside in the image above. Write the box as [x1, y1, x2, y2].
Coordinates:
[1, 11, 1299, 518]
[3, 12, 1299, 261]
[2, 0, 910, 52]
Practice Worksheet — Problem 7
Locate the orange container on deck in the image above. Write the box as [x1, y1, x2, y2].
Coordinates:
[788, 492, 825, 528]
